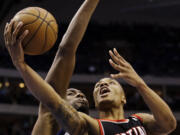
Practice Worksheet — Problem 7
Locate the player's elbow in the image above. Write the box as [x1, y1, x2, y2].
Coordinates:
[57, 42, 76, 57]
[168, 116, 177, 133]
[163, 115, 177, 134]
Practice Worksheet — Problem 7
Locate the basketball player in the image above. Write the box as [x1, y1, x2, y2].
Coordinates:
[4, 0, 99, 134]
[31, 0, 98, 134]
[4, 5, 176, 135]
[31, 0, 100, 133]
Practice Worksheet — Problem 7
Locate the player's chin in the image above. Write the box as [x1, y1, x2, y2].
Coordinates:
[98, 95, 111, 103]
[76, 104, 89, 114]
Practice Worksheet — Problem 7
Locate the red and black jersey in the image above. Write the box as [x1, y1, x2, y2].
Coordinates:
[97, 114, 147, 135]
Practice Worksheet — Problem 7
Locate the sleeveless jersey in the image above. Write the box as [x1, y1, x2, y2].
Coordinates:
[97, 114, 147, 135]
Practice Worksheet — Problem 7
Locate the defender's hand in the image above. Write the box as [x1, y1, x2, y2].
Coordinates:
[109, 48, 145, 88]
[4, 20, 29, 67]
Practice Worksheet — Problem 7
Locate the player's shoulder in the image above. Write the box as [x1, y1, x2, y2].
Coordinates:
[78, 112, 99, 127]
[78, 112, 100, 135]
[133, 113, 154, 123]
[130, 113, 145, 122]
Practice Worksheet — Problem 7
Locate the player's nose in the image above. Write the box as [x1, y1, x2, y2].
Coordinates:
[76, 93, 85, 98]
[100, 82, 108, 87]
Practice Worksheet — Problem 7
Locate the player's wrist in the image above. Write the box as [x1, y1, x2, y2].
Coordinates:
[86, 0, 99, 5]
[135, 80, 147, 90]
[14, 60, 26, 70]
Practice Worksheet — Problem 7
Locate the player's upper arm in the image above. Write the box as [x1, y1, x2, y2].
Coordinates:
[32, 111, 59, 135]
[135, 113, 170, 135]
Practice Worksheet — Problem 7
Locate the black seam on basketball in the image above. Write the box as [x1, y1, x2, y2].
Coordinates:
[19, 16, 40, 32]
[18, 9, 40, 37]
[47, 20, 58, 39]
[18, 12, 45, 21]
[17, 9, 40, 26]
[22, 8, 41, 49]
[22, 17, 39, 27]
[18, 12, 58, 35]
[34, 7, 41, 14]
[18, 12, 55, 26]
[41, 21, 48, 53]
[23, 10, 49, 51]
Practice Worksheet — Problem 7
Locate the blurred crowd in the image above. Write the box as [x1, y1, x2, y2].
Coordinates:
[0, 86, 38, 106]
[0, 22, 180, 77]
[0, 117, 35, 135]
[0, 80, 178, 111]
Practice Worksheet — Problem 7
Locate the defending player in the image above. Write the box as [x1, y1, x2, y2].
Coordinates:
[31, 0, 99, 134]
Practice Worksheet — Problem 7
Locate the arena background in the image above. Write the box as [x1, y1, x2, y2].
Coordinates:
[0, 0, 180, 134]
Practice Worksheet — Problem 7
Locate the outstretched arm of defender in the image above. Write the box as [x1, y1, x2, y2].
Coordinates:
[33, 0, 99, 134]
[46, 0, 100, 97]
[108, 48, 177, 135]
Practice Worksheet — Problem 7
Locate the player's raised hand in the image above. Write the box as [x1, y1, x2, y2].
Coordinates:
[4, 20, 29, 67]
[109, 48, 145, 88]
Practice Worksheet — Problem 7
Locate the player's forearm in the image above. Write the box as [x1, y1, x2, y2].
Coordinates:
[15, 63, 84, 134]
[15, 62, 61, 108]
[60, 0, 99, 52]
[137, 82, 177, 132]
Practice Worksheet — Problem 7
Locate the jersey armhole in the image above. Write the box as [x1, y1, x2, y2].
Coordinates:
[96, 119, 104, 135]
[131, 114, 143, 123]
[57, 129, 66, 135]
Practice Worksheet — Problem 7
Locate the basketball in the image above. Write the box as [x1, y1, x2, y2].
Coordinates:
[12, 7, 58, 55]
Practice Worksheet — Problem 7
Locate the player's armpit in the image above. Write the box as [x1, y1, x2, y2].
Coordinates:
[32, 112, 59, 135]
[135, 113, 173, 135]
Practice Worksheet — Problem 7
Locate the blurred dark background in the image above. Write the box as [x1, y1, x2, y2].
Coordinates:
[0, 0, 180, 134]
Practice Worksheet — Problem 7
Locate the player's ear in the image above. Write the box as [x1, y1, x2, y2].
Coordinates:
[93, 94, 98, 107]
[121, 95, 126, 105]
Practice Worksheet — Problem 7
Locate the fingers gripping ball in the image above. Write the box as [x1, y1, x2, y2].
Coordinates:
[13, 7, 58, 55]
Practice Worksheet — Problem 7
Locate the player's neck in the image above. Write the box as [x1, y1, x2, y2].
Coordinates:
[99, 105, 125, 120]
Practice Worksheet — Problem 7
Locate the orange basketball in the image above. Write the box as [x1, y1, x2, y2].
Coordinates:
[13, 7, 58, 55]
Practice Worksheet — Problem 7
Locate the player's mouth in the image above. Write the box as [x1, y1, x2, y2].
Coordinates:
[99, 87, 111, 97]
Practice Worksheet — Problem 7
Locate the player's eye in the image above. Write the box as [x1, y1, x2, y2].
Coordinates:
[67, 92, 74, 96]
[95, 83, 100, 88]
[109, 81, 115, 85]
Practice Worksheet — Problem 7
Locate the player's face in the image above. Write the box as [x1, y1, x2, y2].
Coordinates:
[93, 78, 126, 110]
[66, 88, 89, 114]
